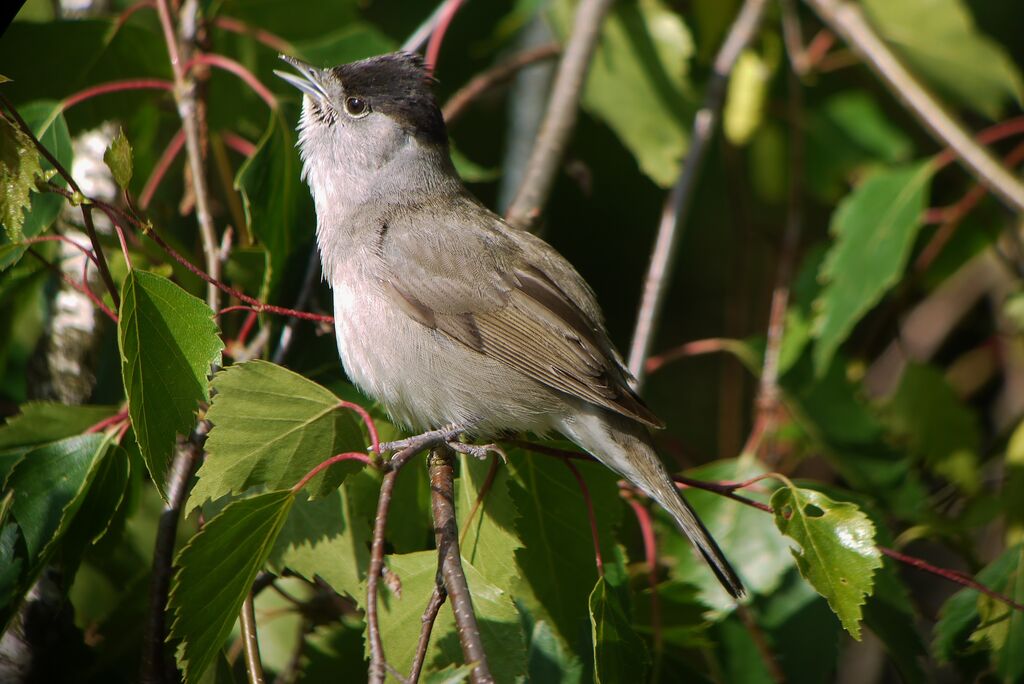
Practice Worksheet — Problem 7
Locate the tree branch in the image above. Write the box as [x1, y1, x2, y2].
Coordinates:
[504, 0, 614, 231]
[803, 0, 1024, 213]
[429, 449, 493, 683]
[626, 0, 770, 386]
[239, 593, 266, 684]
[409, 585, 447, 683]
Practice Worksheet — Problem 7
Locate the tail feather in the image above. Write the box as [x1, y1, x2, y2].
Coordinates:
[559, 408, 745, 599]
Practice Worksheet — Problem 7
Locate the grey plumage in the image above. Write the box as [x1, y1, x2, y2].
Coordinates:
[277, 52, 744, 598]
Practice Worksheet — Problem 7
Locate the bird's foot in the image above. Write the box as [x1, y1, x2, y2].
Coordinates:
[446, 441, 508, 463]
[376, 425, 464, 455]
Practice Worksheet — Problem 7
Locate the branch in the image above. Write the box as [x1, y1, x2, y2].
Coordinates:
[424, 0, 466, 75]
[271, 248, 321, 364]
[239, 593, 266, 684]
[157, 0, 222, 310]
[626, 0, 770, 386]
[429, 449, 493, 683]
[141, 427, 205, 683]
[803, 0, 1024, 213]
[442, 43, 561, 125]
[503, 0, 614, 231]
[409, 585, 447, 683]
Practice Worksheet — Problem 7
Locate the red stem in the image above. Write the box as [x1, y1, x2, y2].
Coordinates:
[85, 408, 130, 434]
[879, 547, 1024, 612]
[424, 0, 465, 76]
[234, 310, 259, 347]
[291, 452, 374, 493]
[221, 130, 257, 157]
[645, 338, 736, 375]
[212, 16, 294, 54]
[626, 498, 662, 654]
[563, 460, 604, 578]
[185, 53, 277, 108]
[22, 235, 100, 268]
[115, 223, 134, 270]
[338, 401, 381, 456]
[933, 116, 1024, 171]
[115, 0, 156, 30]
[61, 79, 174, 111]
[140, 128, 185, 208]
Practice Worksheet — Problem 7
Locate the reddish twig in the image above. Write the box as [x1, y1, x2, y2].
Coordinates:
[625, 497, 662, 661]
[114, 223, 134, 270]
[212, 16, 294, 54]
[116, 0, 156, 29]
[879, 547, 1024, 612]
[338, 400, 381, 457]
[85, 408, 130, 434]
[184, 52, 277, 108]
[563, 460, 604, 578]
[459, 457, 500, 548]
[21, 235, 100, 269]
[442, 43, 562, 125]
[409, 584, 448, 683]
[291, 452, 374, 494]
[61, 79, 174, 111]
[221, 130, 257, 157]
[644, 338, 740, 375]
[933, 116, 1024, 171]
[140, 129, 185, 209]
[26, 249, 118, 324]
[424, 0, 465, 75]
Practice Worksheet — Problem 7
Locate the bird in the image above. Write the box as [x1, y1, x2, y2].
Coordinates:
[275, 51, 744, 598]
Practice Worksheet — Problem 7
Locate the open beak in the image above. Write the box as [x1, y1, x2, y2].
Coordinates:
[274, 54, 328, 100]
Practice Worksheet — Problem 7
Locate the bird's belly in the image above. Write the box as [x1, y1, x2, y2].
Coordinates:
[331, 278, 560, 435]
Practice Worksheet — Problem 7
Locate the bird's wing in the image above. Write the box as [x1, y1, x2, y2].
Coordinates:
[379, 200, 663, 429]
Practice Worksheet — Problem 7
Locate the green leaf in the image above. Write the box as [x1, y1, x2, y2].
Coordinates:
[521, 604, 584, 683]
[118, 270, 223, 499]
[723, 49, 773, 146]
[189, 360, 364, 510]
[169, 489, 295, 683]
[880, 363, 981, 494]
[0, 402, 115, 449]
[456, 455, 523, 590]
[0, 114, 45, 241]
[103, 127, 133, 191]
[968, 545, 1024, 681]
[372, 550, 527, 682]
[812, 162, 933, 374]
[424, 664, 475, 684]
[663, 459, 793, 611]
[770, 485, 882, 639]
[863, 0, 1023, 118]
[268, 484, 370, 600]
[12, 101, 72, 242]
[507, 450, 622, 652]
[551, 0, 693, 186]
[589, 576, 648, 683]
[235, 107, 311, 297]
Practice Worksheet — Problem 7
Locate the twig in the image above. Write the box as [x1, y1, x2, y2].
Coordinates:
[424, 0, 465, 75]
[212, 16, 294, 54]
[803, 0, 1024, 213]
[239, 593, 266, 684]
[442, 43, 561, 125]
[743, 0, 806, 459]
[624, 497, 662, 680]
[184, 52, 277, 109]
[140, 129, 186, 208]
[459, 457, 500, 548]
[429, 449, 493, 683]
[272, 248, 321, 364]
[141, 428, 204, 683]
[0, 94, 121, 309]
[290, 453, 374, 494]
[367, 445, 423, 684]
[644, 337, 746, 376]
[25, 248, 119, 323]
[626, 0, 769, 386]
[157, 0, 222, 310]
[61, 79, 174, 111]
[504, 0, 614, 231]
[409, 585, 448, 683]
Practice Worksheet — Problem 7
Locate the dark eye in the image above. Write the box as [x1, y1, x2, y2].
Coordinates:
[344, 96, 369, 117]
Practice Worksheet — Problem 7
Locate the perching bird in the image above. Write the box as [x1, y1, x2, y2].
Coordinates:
[276, 51, 744, 598]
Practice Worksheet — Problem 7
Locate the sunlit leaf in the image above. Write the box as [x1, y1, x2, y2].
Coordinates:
[723, 49, 773, 146]
[589, 576, 648, 683]
[103, 127, 133, 191]
[170, 490, 295, 683]
[770, 485, 882, 639]
[0, 114, 45, 241]
[118, 270, 223, 499]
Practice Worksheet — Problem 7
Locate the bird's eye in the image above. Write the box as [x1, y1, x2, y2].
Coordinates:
[344, 96, 369, 117]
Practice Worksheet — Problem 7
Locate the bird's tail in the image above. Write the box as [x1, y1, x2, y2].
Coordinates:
[558, 407, 745, 599]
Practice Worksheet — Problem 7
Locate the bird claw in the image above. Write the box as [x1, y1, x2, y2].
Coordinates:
[374, 425, 464, 455]
[446, 441, 508, 463]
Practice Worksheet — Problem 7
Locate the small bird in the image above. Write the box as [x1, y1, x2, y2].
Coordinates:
[276, 52, 744, 598]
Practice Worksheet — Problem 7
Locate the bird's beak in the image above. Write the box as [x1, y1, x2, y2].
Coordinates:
[274, 54, 328, 100]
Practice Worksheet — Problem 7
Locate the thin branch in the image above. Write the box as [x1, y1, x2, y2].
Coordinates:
[62, 79, 174, 111]
[221, 130, 257, 157]
[141, 429, 204, 683]
[212, 16, 295, 54]
[140, 128, 186, 209]
[429, 449, 493, 683]
[402, 0, 459, 53]
[424, 0, 466, 75]
[504, 0, 614, 231]
[239, 593, 266, 684]
[290, 453, 374, 494]
[409, 586, 448, 683]
[272, 248, 321, 364]
[367, 445, 423, 684]
[185, 52, 277, 109]
[563, 459, 604, 577]
[0, 94, 122, 309]
[625, 497, 662, 678]
[442, 43, 562, 125]
[626, 0, 770, 386]
[25, 248, 119, 324]
[157, 0, 222, 310]
[803, 0, 1024, 213]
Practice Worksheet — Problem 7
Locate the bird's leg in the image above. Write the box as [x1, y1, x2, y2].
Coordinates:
[376, 424, 465, 456]
[446, 441, 508, 463]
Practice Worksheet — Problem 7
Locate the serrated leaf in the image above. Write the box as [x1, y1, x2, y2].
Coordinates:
[456, 455, 523, 590]
[103, 127, 133, 191]
[522, 607, 584, 683]
[13, 101, 72, 242]
[170, 489, 295, 683]
[589, 576, 648, 683]
[268, 484, 370, 600]
[551, 0, 693, 187]
[770, 485, 881, 639]
[663, 459, 793, 611]
[969, 545, 1024, 680]
[507, 450, 622, 651]
[0, 114, 45, 241]
[812, 162, 932, 374]
[863, 0, 1023, 118]
[235, 107, 310, 297]
[372, 550, 527, 682]
[0, 402, 116, 450]
[189, 360, 364, 510]
[118, 270, 223, 499]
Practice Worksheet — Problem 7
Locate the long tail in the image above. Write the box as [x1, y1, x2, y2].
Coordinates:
[559, 407, 745, 598]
